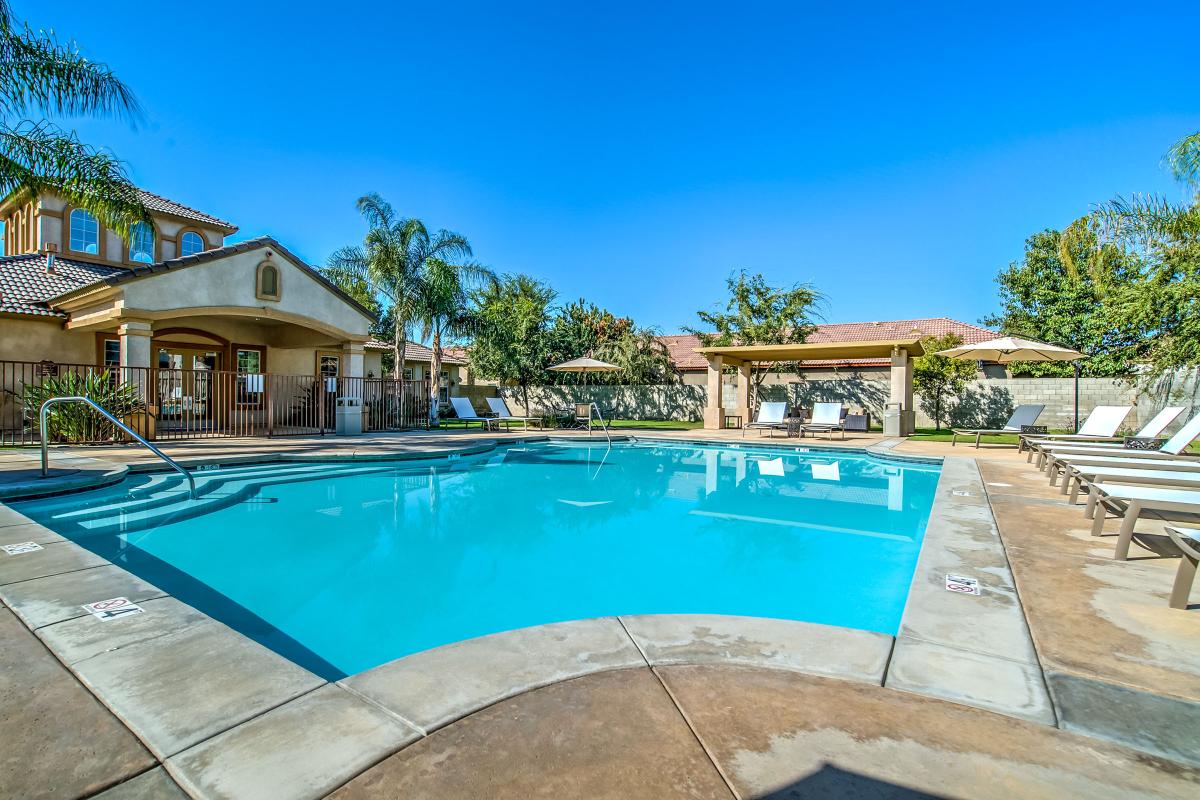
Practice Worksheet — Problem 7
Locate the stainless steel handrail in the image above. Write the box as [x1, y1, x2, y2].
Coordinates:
[589, 402, 612, 446]
[40, 396, 197, 499]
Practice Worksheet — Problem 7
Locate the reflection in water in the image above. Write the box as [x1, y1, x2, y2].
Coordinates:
[20, 442, 940, 678]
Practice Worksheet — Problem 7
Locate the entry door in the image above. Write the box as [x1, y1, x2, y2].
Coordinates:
[158, 347, 220, 421]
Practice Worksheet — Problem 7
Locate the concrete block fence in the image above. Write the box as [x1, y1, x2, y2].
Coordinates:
[498, 371, 1198, 432]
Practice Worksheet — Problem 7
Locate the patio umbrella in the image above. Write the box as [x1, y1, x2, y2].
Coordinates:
[935, 336, 1086, 431]
[547, 357, 621, 374]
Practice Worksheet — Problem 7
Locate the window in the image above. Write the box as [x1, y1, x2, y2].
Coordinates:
[439, 370, 450, 403]
[319, 354, 339, 392]
[102, 339, 120, 367]
[402, 367, 414, 381]
[235, 347, 265, 405]
[179, 231, 204, 257]
[69, 209, 100, 254]
[257, 261, 280, 300]
[128, 222, 155, 263]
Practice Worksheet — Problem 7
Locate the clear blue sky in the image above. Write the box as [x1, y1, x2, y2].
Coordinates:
[13, 0, 1199, 333]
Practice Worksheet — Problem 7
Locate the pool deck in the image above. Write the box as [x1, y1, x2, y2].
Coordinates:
[1, 430, 1198, 798]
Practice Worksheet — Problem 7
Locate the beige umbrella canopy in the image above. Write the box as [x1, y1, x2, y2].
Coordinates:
[935, 336, 1083, 364]
[547, 357, 621, 373]
[936, 336, 1086, 431]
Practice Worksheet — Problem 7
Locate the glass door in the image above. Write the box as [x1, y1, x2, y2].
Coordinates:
[157, 347, 221, 427]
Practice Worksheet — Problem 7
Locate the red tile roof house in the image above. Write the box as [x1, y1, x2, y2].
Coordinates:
[658, 318, 1000, 425]
[0, 187, 386, 439]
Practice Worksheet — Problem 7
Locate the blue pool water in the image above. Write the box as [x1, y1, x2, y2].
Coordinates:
[18, 441, 940, 679]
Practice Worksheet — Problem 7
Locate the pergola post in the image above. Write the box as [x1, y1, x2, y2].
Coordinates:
[703, 354, 724, 429]
[735, 360, 752, 427]
[888, 347, 915, 436]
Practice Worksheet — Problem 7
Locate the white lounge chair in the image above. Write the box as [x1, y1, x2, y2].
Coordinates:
[743, 402, 788, 438]
[1044, 412, 1200, 483]
[951, 404, 1045, 448]
[485, 397, 543, 431]
[801, 402, 846, 440]
[1165, 526, 1199, 610]
[447, 397, 495, 429]
[1031, 406, 1186, 468]
[1071, 466, 1200, 511]
[1087, 482, 1200, 560]
[1020, 405, 1132, 459]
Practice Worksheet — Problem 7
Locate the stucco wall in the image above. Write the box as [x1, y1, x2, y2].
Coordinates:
[118, 249, 372, 340]
[0, 317, 95, 364]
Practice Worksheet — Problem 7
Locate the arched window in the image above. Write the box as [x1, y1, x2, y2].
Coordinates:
[69, 209, 100, 254]
[128, 222, 155, 263]
[179, 231, 204, 257]
[256, 261, 281, 300]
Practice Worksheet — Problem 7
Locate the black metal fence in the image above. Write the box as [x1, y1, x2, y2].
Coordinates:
[0, 359, 431, 445]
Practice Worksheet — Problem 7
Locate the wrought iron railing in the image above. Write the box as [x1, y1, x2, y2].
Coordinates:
[0, 359, 430, 444]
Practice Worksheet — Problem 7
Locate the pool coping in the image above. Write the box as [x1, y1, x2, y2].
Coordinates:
[0, 436, 1068, 798]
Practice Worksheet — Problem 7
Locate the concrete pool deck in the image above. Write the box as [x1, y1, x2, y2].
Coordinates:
[1, 431, 1198, 798]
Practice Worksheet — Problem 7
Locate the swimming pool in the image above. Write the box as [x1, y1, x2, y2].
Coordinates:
[17, 441, 940, 679]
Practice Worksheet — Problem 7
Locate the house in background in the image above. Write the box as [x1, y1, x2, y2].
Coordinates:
[0, 188, 382, 439]
[363, 340, 470, 405]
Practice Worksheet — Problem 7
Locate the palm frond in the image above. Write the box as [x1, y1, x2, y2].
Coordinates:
[0, 13, 141, 122]
[1165, 131, 1200, 191]
[355, 192, 394, 229]
[0, 119, 148, 237]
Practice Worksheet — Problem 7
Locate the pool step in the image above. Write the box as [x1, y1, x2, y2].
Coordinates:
[34, 462, 397, 536]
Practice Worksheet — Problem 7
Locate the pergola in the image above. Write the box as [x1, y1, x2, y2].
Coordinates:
[696, 338, 926, 435]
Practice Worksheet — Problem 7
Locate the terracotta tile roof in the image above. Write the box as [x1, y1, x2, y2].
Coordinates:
[658, 318, 997, 370]
[137, 189, 237, 232]
[0, 252, 128, 318]
[364, 340, 467, 364]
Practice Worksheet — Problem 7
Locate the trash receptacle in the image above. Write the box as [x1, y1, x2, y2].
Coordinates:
[335, 396, 363, 436]
[883, 402, 903, 437]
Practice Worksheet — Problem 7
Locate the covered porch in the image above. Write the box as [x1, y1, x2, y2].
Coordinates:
[696, 339, 924, 436]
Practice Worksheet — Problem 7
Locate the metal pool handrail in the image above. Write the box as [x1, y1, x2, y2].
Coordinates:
[589, 402, 611, 445]
[40, 396, 197, 499]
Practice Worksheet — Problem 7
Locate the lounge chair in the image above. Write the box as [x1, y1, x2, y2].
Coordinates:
[1044, 412, 1200, 484]
[1072, 466, 1200, 510]
[485, 397, 543, 431]
[801, 402, 846, 440]
[951, 404, 1045, 448]
[1019, 405, 1132, 457]
[743, 402, 789, 438]
[1165, 526, 1199, 610]
[1029, 406, 1186, 468]
[1087, 482, 1200, 560]
[447, 397, 496, 429]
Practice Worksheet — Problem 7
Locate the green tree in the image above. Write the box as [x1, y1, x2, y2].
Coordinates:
[1057, 130, 1200, 383]
[982, 229, 1142, 376]
[411, 257, 496, 425]
[687, 270, 824, 403]
[912, 333, 978, 430]
[1, 1, 149, 238]
[326, 193, 472, 376]
[595, 328, 678, 385]
[468, 275, 556, 413]
[547, 300, 633, 384]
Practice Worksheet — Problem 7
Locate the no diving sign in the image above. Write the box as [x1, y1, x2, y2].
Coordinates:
[945, 574, 982, 596]
[82, 597, 145, 621]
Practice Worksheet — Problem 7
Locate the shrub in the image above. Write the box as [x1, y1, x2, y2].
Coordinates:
[23, 371, 145, 442]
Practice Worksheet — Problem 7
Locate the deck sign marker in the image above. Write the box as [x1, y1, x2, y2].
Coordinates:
[952, 490, 973, 497]
[945, 574, 982, 596]
[82, 597, 145, 621]
[2, 541, 43, 555]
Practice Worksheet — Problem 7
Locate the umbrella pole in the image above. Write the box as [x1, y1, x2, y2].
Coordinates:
[1073, 361, 1081, 433]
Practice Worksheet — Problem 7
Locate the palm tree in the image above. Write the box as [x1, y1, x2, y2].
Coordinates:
[325, 194, 473, 376]
[0, 1, 148, 238]
[411, 257, 496, 425]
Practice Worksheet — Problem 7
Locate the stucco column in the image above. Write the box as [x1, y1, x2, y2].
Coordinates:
[888, 347, 915, 436]
[735, 360, 752, 426]
[118, 320, 153, 412]
[338, 342, 365, 434]
[703, 354, 724, 429]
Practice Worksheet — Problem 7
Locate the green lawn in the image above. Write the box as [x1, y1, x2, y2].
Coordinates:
[598, 419, 703, 431]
